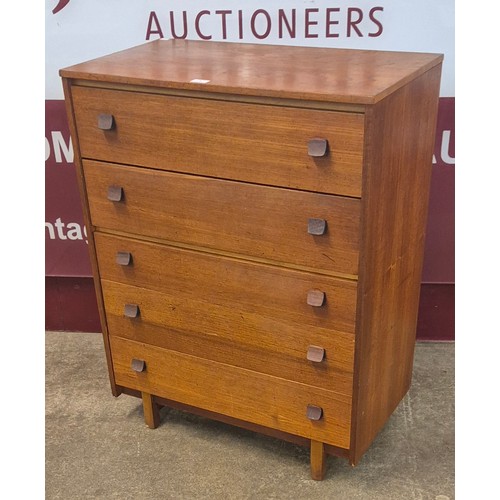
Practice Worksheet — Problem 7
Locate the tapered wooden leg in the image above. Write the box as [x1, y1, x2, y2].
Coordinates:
[141, 391, 160, 429]
[310, 440, 326, 480]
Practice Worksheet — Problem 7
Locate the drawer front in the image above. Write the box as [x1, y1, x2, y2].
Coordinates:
[95, 233, 357, 335]
[72, 86, 364, 197]
[111, 336, 352, 449]
[85, 161, 360, 276]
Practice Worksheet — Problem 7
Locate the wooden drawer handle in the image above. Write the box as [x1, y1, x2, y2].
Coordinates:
[124, 303, 140, 318]
[307, 346, 326, 363]
[308, 218, 327, 235]
[97, 113, 115, 130]
[107, 185, 124, 202]
[116, 251, 132, 266]
[131, 358, 146, 373]
[306, 404, 323, 421]
[308, 138, 328, 157]
[307, 289, 326, 307]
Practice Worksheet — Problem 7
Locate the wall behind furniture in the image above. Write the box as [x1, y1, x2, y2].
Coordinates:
[45, 1, 454, 339]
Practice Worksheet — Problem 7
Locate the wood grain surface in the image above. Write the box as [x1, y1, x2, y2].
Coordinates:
[111, 336, 352, 449]
[60, 39, 443, 104]
[350, 64, 442, 465]
[141, 392, 160, 429]
[72, 85, 364, 197]
[84, 161, 361, 275]
[310, 440, 327, 480]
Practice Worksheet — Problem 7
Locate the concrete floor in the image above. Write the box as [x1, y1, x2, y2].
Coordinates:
[46, 332, 454, 499]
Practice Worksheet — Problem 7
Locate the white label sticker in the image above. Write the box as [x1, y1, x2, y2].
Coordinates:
[190, 78, 210, 84]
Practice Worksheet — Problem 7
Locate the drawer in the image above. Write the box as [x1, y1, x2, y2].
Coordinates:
[85, 161, 361, 276]
[111, 336, 352, 449]
[72, 86, 364, 197]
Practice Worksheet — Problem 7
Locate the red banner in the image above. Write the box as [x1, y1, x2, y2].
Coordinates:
[45, 100, 91, 276]
[422, 97, 455, 283]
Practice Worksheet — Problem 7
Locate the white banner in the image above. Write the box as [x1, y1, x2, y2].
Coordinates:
[46, 0, 454, 99]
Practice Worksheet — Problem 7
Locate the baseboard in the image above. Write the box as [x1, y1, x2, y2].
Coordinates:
[45, 276, 101, 332]
[415, 283, 455, 341]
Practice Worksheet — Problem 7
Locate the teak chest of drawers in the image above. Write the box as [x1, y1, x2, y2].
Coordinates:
[60, 40, 442, 480]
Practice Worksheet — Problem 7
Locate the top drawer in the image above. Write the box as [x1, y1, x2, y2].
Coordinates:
[72, 86, 364, 197]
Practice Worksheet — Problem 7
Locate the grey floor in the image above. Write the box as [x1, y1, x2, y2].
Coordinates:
[46, 332, 454, 499]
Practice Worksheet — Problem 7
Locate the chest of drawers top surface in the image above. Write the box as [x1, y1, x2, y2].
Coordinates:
[60, 40, 442, 481]
[60, 39, 442, 104]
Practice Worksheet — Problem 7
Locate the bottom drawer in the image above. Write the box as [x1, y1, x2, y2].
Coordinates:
[111, 337, 352, 449]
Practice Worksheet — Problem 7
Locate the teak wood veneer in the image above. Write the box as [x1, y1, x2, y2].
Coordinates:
[60, 39, 443, 480]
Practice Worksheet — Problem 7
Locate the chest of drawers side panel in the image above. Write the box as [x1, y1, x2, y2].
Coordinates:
[350, 64, 443, 465]
[61, 78, 119, 397]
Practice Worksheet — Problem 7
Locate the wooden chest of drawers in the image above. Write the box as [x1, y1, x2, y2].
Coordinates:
[60, 40, 442, 480]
